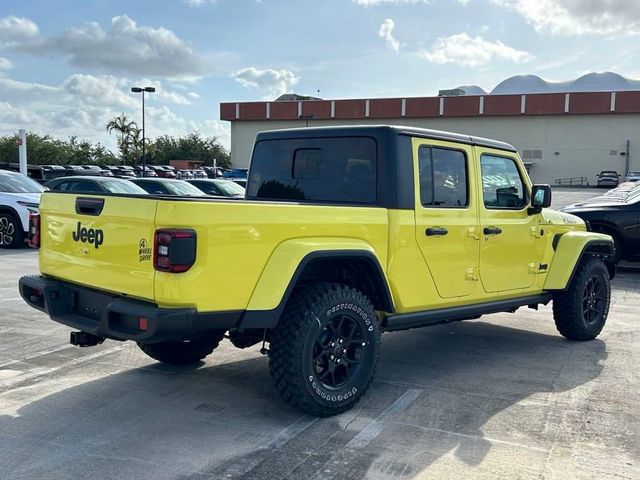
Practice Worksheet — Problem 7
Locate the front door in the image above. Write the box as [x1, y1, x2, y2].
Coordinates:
[413, 139, 480, 299]
[477, 149, 543, 293]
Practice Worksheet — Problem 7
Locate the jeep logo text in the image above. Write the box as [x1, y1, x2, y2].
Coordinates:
[72, 222, 104, 249]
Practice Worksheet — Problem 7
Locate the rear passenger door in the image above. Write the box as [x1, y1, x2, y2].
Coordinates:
[413, 139, 480, 299]
[476, 149, 543, 292]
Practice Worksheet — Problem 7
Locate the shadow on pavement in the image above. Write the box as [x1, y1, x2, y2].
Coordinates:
[0, 320, 607, 479]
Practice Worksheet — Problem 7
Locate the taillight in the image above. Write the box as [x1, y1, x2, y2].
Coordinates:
[153, 229, 197, 273]
[28, 213, 40, 248]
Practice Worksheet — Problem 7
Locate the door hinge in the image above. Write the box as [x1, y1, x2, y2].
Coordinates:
[467, 227, 480, 240]
[465, 267, 479, 281]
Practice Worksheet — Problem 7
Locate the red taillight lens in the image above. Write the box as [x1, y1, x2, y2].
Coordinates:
[28, 213, 40, 248]
[153, 229, 197, 273]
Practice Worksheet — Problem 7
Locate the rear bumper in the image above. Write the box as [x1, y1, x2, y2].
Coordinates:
[19, 275, 242, 344]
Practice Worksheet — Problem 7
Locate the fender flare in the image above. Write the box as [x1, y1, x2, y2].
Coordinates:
[240, 238, 393, 329]
[544, 231, 614, 291]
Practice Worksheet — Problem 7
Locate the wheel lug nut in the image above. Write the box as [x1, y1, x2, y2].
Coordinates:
[330, 355, 334, 359]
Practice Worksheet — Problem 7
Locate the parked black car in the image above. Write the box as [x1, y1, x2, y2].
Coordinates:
[596, 170, 619, 188]
[560, 185, 640, 262]
[45, 176, 148, 194]
[187, 179, 245, 198]
[129, 178, 206, 196]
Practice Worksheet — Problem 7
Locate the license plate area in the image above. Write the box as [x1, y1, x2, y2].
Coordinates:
[70, 287, 117, 322]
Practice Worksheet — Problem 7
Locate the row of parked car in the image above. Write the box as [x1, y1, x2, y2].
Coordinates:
[0, 162, 248, 185]
[0, 169, 247, 249]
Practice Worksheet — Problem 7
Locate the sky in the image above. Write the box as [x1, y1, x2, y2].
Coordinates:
[1, 0, 639, 152]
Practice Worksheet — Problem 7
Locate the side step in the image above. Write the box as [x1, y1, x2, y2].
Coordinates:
[382, 293, 552, 332]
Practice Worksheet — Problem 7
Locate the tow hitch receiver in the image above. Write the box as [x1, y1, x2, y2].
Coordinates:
[70, 331, 105, 347]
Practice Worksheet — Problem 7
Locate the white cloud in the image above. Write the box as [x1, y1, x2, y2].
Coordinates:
[0, 57, 12, 70]
[0, 14, 207, 78]
[492, 0, 640, 36]
[378, 19, 400, 52]
[0, 16, 39, 45]
[232, 67, 298, 99]
[420, 32, 532, 67]
[0, 73, 229, 149]
[354, 0, 430, 5]
[0, 101, 39, 125]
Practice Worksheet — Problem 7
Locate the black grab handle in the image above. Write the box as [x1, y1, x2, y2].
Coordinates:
[75, 197, 105, 216]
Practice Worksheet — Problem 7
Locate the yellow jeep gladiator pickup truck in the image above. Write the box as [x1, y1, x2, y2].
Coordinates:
[19, 126, 615, 416]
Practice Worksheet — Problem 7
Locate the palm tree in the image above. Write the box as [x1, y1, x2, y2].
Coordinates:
[106, 114, 137, 163]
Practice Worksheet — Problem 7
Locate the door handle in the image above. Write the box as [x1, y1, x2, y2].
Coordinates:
[426, 227, 448, 236]
[483, 226, 502, 235]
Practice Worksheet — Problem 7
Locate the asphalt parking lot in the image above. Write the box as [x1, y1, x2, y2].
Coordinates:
[1, 188, 638, 480]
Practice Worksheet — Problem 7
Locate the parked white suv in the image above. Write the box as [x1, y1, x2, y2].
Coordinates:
[625, 171, 640, 183]
[0, 170, 44, 248]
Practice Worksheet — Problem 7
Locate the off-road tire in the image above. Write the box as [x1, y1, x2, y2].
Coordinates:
[0, 213, 24, 249]
[269, 283, 381, 417]
[552, 256, 611, 341]
[137, 331, 226, 365]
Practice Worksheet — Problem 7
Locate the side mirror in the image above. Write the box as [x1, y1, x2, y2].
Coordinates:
[529, 184, 552, 214]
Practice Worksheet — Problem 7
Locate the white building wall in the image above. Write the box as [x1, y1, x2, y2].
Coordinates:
[229, 114, 639, 185]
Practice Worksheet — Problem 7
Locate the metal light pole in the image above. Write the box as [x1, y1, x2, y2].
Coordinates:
[131, 86, 155, 177]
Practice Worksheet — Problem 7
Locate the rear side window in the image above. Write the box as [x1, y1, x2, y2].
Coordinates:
[247, 137, 377, 203]
[136, 181, 169, 194]
[418, 146, 468, 208]
[69, 181, 101, 193]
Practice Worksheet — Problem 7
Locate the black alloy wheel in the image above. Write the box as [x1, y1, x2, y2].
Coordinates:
[312, 312, 367, 389]
[581, 276, 606, 325]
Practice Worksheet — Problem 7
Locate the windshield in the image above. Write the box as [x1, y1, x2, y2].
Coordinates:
[166, 180, 207, 196]
[0, 173, 46, 193]
[216, 180, 245, 196]
[103, 180, 149, 194]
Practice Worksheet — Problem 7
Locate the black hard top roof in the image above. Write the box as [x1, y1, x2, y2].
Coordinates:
[255, 125, 516, 153]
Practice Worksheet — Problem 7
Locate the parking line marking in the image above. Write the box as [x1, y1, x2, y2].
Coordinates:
[0, 296, 23, 303]
[0, 343, 75, 369]
[345, 388, 422, 450]
[267, 415, 318, 449]
[0, 345, 126, 392]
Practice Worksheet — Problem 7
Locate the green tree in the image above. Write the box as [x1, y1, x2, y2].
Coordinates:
[152, 132, 230, 167]
[106, 113, 137, 163]
[0, 132, 118, 166]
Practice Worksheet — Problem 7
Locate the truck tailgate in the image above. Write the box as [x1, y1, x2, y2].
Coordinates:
[39, 193, 158, 301]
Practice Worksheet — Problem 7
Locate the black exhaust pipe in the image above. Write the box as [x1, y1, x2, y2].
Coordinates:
[70, 331, 105, 347]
